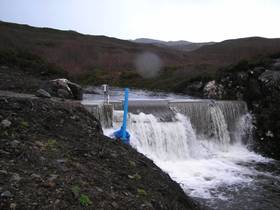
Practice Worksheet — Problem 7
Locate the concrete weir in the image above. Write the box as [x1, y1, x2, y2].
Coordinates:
[82, 99, 248, 143]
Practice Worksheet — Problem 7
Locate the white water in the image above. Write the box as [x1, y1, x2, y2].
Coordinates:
[86, 87, 279, 209]
[104, 109, 271, 202]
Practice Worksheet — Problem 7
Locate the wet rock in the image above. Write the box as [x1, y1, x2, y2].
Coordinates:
[203, 80, 224, 99]
[67, 81, 83, 100]
[1, 191, 12, 198]
[36, 89, 51, 98]
[1, 119, 11, 128]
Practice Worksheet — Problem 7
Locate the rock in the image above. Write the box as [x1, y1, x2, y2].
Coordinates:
[111, 201, 119, 208]
[10, 203, 17, 210]
[56, 159, 67, 163]
[36, 89, 51, 98]
[11, 173, 21, 182]
[0, 149, 10, 155]
[187, 81, 203, 92]
[252, 66, 265, 75]
[57, 88, 71, 99]
[0, 65, 9, 69]
[31, 173, 42, 180]
[67, 81, 83, 100]
[43, 181, 56, 188]
[40, 78, 82, 100]
[203, 80, 224, 99]
[0, 169, 8, 175]
[10, 140, 20, 147]
[1, 119, 11, 128]
[259, 70, 280, 89]
[48, 174, 58, 182]
[272, 59, 280, 71]
[35, 141, 44, 147]
[265, 130, 274, 138]
[237, 72, 248, 80]
[1, 190, 12, 198]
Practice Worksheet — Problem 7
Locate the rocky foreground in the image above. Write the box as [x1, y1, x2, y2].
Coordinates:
[0, 90, 200, 210]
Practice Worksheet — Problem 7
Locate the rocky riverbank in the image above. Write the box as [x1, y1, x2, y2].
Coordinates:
[0, 91, 200, 210]
[179, 55, 280, 160]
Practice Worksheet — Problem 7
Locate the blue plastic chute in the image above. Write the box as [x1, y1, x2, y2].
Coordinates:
[114, 88, 130, 144]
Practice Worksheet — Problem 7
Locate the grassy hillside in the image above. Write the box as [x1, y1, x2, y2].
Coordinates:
[1, 21, 280, 91]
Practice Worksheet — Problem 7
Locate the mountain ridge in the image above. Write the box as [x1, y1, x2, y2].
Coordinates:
[1, 21, 280, 90]
[132, 38, 215, 52]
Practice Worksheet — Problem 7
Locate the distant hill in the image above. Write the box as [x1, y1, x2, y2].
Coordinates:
[0, 21, 187, 76]
[132, 38, 215, 52]
[1, 21, 280, 90]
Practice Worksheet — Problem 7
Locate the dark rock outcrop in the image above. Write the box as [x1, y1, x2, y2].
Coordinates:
[41, 79, 83, 100]
[36, 89, 51, 98]
[211, 58, 280, 159]
[0, 92, 200, 210]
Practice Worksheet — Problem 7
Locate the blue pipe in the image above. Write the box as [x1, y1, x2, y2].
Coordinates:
[113, 88, 130, 144]
[122, 88, 129, 140]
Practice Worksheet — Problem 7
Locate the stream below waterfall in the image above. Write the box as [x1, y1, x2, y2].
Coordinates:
[83, 87, 280, 210]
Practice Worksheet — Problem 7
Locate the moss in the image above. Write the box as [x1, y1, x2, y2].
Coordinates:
[79, 194, 93, 206]
[137, 188, 147, 196]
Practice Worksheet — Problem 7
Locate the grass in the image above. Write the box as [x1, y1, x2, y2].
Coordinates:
[45, 139, 58, 151]
[79, 194, 93, 206]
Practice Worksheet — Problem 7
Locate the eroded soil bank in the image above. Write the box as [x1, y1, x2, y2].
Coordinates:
[0, 92, 200, 210]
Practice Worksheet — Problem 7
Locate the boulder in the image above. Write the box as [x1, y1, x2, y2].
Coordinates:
[57, 88, 72, 99]
[203, 80, 224, 99]
[40, 79, 83, 100]
[1, 119, 11, 128]
[36, 89, 51, 98]
[67, 81, 83, 100]
[259, 70, 280, 89]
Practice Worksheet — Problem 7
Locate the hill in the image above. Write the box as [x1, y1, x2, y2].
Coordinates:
[1, 21, 280, 90]
[132, 38, 215, 52]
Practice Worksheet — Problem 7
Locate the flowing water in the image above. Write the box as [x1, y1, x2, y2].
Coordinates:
[84, 87, 280, 210]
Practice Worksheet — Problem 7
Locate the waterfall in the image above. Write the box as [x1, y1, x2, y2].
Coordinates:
[109, 100, 250, 159]
[85, 90, 277, 210]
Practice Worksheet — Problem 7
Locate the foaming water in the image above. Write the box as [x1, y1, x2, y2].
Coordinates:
[88, 87, 280, 210]
[104, 109, 280, 210]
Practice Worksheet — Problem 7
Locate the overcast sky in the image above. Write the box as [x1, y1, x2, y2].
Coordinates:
[0, 0, 279, 42]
